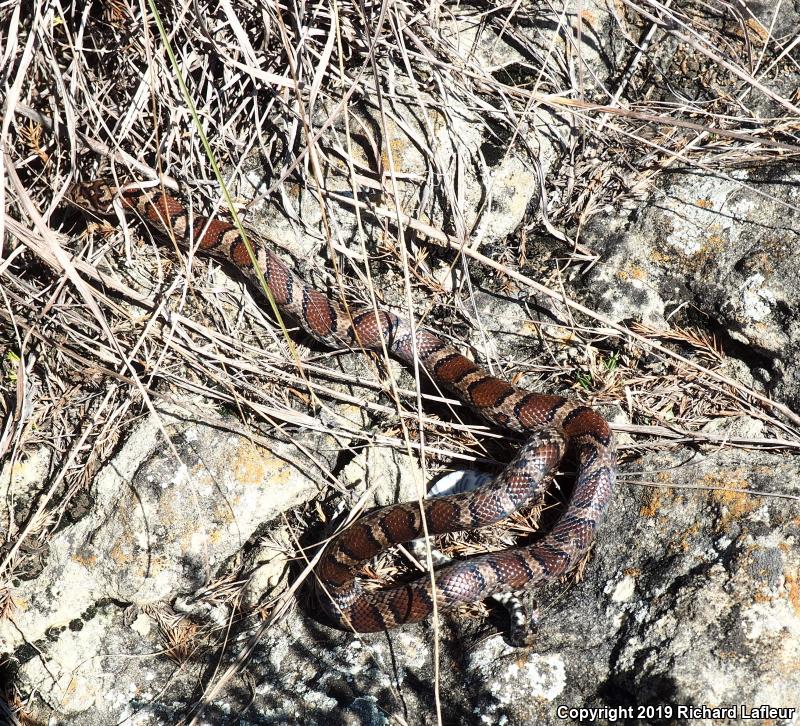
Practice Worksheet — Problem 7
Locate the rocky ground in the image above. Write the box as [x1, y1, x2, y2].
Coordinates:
[1, 0, 799, 724]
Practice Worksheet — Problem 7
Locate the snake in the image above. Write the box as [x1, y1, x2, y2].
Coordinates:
[70, 179, 617, 634]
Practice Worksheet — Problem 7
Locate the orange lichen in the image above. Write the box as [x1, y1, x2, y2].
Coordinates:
[639, 489, 662, 518]
[71, 548, 98, 568]
[233, 441, 269, 484]
[639, 472, 679, 519]
[705, 472, 756, 530]
[675, 523, 701, 552]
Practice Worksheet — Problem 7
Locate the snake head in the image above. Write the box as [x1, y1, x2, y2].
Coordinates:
[68, 180, 119, 215]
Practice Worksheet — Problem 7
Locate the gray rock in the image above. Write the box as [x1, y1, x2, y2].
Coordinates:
[586, 169, 800, 407]
[2, 408, 329, 715]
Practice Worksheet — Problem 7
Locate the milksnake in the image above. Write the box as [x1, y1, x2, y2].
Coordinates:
[70, 180, 616, 634]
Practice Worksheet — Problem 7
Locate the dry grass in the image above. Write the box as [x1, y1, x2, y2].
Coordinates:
[2, 0, 800, 722]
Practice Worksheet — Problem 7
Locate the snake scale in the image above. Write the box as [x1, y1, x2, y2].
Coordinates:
[71, 180, 616, 634]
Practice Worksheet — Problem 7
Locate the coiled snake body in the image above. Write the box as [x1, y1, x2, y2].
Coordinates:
[71, 180, 616, 634]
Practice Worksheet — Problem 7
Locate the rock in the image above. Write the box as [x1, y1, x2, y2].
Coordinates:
[238, 528, 293, 612]
[2, 407, 331, 715]
[586, 170, 800, 408]
[340, 442, 425, 509]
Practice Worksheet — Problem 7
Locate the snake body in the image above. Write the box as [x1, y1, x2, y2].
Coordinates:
[71, 180, 616, 633]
